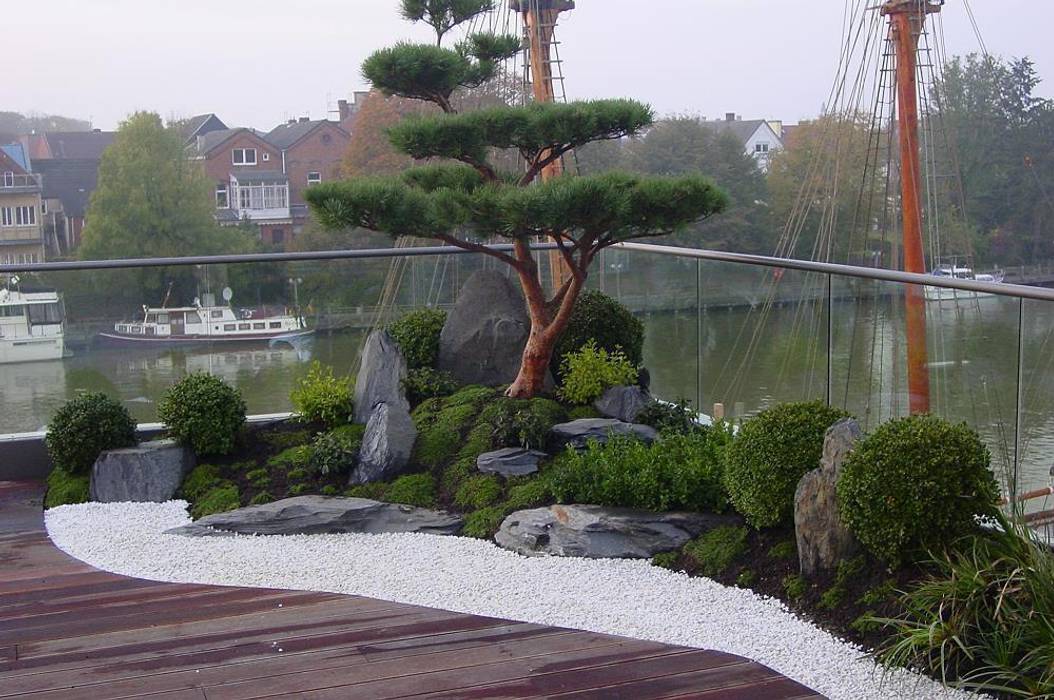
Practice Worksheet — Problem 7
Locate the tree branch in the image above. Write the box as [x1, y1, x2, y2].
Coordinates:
[434, 232, 521, 267]
[520, 144, 575, 186]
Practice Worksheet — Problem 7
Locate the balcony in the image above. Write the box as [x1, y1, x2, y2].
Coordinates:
[0, 172, 42, 194]
[228, 171, 291, 223]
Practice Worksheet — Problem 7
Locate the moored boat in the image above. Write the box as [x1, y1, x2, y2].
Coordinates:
[0, 282, 65, 364]
[924, 262, 1004, 303]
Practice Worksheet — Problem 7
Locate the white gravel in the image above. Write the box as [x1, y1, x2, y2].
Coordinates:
[45, 501, 981, 700]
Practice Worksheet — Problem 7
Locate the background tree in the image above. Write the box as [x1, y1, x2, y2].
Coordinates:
[307, 0, 727, 397]
[342, 91, 430, 177]
[0, 111, 90, 144]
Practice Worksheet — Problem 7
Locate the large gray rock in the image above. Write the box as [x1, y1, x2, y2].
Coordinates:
[165, 496, 462, 537]
[548, 418, 659, 452]
[439, 270, 550, 387]
[90, 439, 195, 503]
[496, 504, 740, 559]
[795, 418, 862, 577]
[353, 330, 409, 425]
[477, 448, 548, 478]
[352, 402, 417, 485]
[594, 385, 653, 423]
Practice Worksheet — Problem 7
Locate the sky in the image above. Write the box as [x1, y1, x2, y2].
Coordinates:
[4, 0, 1053, 132]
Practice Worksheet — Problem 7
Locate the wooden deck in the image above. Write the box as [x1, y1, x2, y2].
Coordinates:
[0, 482, 823, 699]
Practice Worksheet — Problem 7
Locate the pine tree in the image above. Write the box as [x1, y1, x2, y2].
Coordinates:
[306, 0, 728, 397]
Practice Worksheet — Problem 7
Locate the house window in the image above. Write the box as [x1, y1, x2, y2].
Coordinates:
[216, 183, 229, 208]
[235, 183, 288, 211]
[2, 172, 13, 187]
[307, 172, 322, 186]
[262, 153, 270, 162]
[0, 207, 11, 226]
[211, 310, 224, 319]
[41, 200, 47, 215]
[15, 206, 36, 226]
[270, 321, 282, 329]
[232, 148, 257, 166]
[755, 143, 770, 154]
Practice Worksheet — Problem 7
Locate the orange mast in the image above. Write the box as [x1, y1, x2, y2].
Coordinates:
[514, 0, 575, 288]
[882, 0, 940, 414]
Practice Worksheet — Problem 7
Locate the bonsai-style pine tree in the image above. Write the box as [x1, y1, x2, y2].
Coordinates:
[306, 0, 728, 398]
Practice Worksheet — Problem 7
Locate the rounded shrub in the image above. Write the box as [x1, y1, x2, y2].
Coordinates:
[387, 308, 447, 370]
[290, 362, 354, 428]
[45, 392, 138, 475]
[158, 373, 246, 457]
[723, 401, 850, 529]
[553, 289, 644, 382]
[557, 341, 638, 405]
[837, 414, 998, 563]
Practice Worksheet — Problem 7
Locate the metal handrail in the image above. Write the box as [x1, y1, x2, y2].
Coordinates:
[2, 240, 1053, 301]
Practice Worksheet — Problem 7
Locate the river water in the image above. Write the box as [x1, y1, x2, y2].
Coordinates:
[3, 273, 1053, 506]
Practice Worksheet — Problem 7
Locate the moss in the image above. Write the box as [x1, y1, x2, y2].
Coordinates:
[289, 484, 310, 496]
[458, 422, 494, 462]
[568, 405, 603, 421]
[191, 483, 241, 519]
[462, 506, 507, 539]
[444, 385, 499, 408]
[385, 473, 437, 508]
[818, 556, 868, 611]
[261, 429, 313, 451]
[819, 585, 848, 610]
[345, 482, 388, 500]
[504, 477, 553, 511]
[454, 474, 503, 510]
[320, 485, 340, 496]
[736, 569, 757, 588]
[44, 467, 90, 509]
[683, 526, 749, 578]
[286, 467, 310, 483]
[246, 468, 270, 488]
[857, 579, 898, 607]
[440, 458, 476, 496]
[767, 540, 797, 561]
[268, 445, 314, 470]
[783, 574, 807, 601]
[651, 551, 681, 571]
[180, 464, 223, 501]
[250, 492, 274, 506]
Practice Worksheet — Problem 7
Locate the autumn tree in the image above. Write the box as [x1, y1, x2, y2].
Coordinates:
[342, 91, 429, 177]
[306, 0, 727, 398]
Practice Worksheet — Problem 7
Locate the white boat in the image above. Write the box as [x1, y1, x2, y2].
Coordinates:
[924, 263, 1004, 302]
[0, 283, 66, 364]
[98, 288, 312, 346]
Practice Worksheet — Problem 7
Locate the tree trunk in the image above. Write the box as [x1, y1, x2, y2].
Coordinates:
[507, 327, 557, 398]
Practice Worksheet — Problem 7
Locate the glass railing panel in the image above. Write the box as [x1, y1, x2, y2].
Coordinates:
[1017, 298, 1054, 523]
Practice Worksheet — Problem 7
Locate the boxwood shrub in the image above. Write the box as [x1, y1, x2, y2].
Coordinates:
[553, 289, 644, 382]
[158, 373, 246, 457]
[837, 414, 998, 563]
[723, 401, 849, 529]
[557, 341, 638, 406]
[45, 392, 137, 475]
[387, 308, 447, 370]
[290, 362, 354, 428]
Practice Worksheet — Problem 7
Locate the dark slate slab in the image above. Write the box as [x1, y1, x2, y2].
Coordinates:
[476, 447, 548, 477]
[547, 418, 659, 452]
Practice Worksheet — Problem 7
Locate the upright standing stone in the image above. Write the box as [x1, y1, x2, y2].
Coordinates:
[90, 439, 195, 503]
[354, 330, 409, 425]
[352, 403, 417, 485]
[794, 418, 862, 577]
[439, 270, 549, 387]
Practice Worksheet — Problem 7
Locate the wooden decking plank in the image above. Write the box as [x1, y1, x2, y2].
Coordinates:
[541, 661, 805, 699]
[0, 576, 174, 609]
[1, 582, 237, 620]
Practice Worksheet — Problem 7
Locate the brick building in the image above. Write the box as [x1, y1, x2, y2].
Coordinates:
[264, 118, 350, 231]
[0, 144, 46, 264]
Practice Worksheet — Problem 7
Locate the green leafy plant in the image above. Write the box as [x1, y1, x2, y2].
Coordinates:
[872, 514, 1054, 698]
[250, 492, 274, 506]
[311, 424, 365, 476]
[736, 569, 757, 588]
[321, 485, 340, 496]
[557, 341, 639, 406]
[652, 551, 681, 571]
[290, 362, 354, 428]
[838, 414, 998, 563]
[158, 373, 246, 457]
[549, 427, 732, 513]
[346, 482, 388, 500]
[402, 367, 459, 405]
[767, 540, 797, 560]
[268, 445, 315, 471]
[481, 397, 566, 450]
[567, 405, 603, 420]
[553, 289, 644, 382]
[636, 399, 699, 435]
[683, 526, 749, 578]
[783, 574, 807, 601]
[818, 557, 866, 611]
[191, 484, 240, 519]
[504, 477, 553, 511]
[246, 468, 271, 489]
[179, 464, 223, 501]
[289, 484, 311, 496]
[260, 429, 313, 451]
[45, 392, 137, 475]
[723, 401, 849, 529]
[287, 467, 310, 483]
[385, 473, 438, 508]
[44, 468, 90, 509]
[387, 308, 447, 370]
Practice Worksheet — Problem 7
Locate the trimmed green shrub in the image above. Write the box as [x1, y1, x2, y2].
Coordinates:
[387, 308, 446, 370]
[838, 414, 998, 563]
[874, 514, 1054, 698]
[553, 289, 644, 382]
[311, 424, 365, 476]
[158, 373, 246, 457]
[290, 362, 354, 428]
[549, 427, 732, 513]
[557, 341, 638, 405]
[402, 367, 459, 405]
[683, 525, 749, 578]
[385, 473, 437, 508]
[454, 474, 503, 510]
[180, 464, 223, 501]
[481, 397, 566, 450]
[191, 483, 240, 519]
[637, 399, 699, 436]
[45, 392, 137, 475]
[723, 401, 849, 529]
[44, 468, 90, 509]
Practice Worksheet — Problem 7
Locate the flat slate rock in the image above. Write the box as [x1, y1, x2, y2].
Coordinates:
[593, 385, 653, 423]
[548, 418, 659, 452]
[165, 495, 463, 537]
[495, 504, 740, 559]
[90, 439, 195, 504]
[477, 447, 548, 477]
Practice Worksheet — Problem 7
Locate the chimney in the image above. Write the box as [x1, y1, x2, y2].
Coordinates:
[338, 99, 351, 122]
[287, 118, 296, 125]
[299, 117, 310, 123]
[725, 112, 736, 122]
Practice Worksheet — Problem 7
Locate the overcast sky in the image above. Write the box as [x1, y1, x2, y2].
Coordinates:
[5, 0, 1052, 132]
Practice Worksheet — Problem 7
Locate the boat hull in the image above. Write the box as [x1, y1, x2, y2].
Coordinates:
[923, 286, 997, 303]
[0, 337, 65, 364]
[97, 329, 315, 347]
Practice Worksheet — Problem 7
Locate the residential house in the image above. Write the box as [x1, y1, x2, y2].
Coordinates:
[264, 118, 350, 234]
[702, 113, 784, 171]
[181, 114, 228, 145]
[189, 128, 292, 247]
[21, 130, 115, 161]
[0, 144, 46, 264]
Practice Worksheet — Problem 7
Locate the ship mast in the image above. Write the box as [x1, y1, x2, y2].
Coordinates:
[882, 0, 941, 414]
[513, 0, 575, 288]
